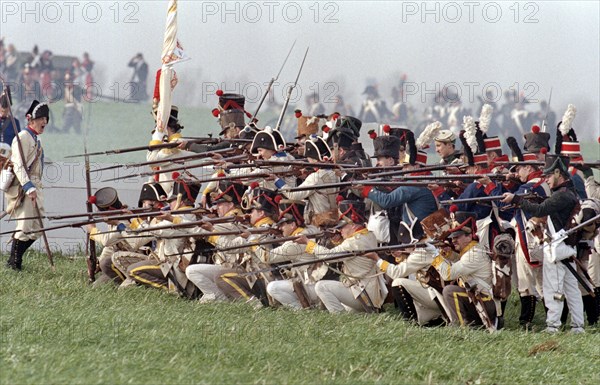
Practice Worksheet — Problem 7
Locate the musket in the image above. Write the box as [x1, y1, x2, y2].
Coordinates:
[251, 40, 296, 123]
[125, 216, 242, 234]
[282, 179, 462, 193]
[65, 138, 250, 159]
[0, 207, 201, 235]
[9, 207, 154, 221]
[572, 162, 600, 170]
[83, 141, 97, 283]
[541, 87, 552, 133]
[1, 80, 54, 269]
[493, 161, 544, 167]
[100, 154, 248, 182]
[369, 163, 467, 178]
[549, 213, 600, 245]
[244, 242, 428, 276]
[439, 193, 541, 206]
[274, 47, 309, 131]
[91, 147, 239, 173]
[249, 159, 357, 170]
[121, 227, 274, 240]
[179, 170, 297, 185]
[374, 173, 508, 182]
[215, 232, 323, 253]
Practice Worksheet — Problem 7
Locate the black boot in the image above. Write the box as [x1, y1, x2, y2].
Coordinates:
[391, 286, 417, 322]
[6, 239, 20, 270]
[14, 239, 35, 271]
[582, 294, 598, 326]
[519, 295, 537, 329]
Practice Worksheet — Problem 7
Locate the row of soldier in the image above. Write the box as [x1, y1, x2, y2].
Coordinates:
[3, 89, 599, 333]
[81, 93, 600, 332]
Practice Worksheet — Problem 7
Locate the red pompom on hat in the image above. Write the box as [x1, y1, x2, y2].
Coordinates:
[332, 113, 340, 120]
[597, 136, 600, 144]
[250, 182, 260, 189]
[88, 196, 97, 205]
[336, 195, 344, 203]
[368, 130, 377, 139]
[322, 125, 330, 133]
[172, 172, 181, 180]
[540, 147, 548, 155]
[531, 125, 540, 134]
[294, 109, 302, 118]
[383, 124, 391, 134]
[274, 195, 283, 204]
[211, 108, 220, 117]
[449, 204, 459, 213]
[216, 89, 224, 97]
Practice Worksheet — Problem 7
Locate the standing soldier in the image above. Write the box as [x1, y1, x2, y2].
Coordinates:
[505, 137, 551, 329]
[5, 100, 48, 270]
[502, 154, 585, 333]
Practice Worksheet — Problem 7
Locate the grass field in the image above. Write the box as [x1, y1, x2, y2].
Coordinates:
[1, 253, 599, 385]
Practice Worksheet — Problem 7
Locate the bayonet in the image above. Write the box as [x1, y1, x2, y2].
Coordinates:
[275, 47, 309, 131]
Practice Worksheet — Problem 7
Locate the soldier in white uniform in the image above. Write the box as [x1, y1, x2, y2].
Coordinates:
[365, 209, 454, 325]
[185, 181, 247, 302]
[116, 178, 200, 290]
[86, 186, 160, 285]
[5, 100, 48, 271]
[265, 200, 321, 309]
[147, 106, 196, 194]
[296, 199, 387, 313]
[433, 211, 497, 327]
[276, 135, 339, 226]
[214, 188, 280, 306]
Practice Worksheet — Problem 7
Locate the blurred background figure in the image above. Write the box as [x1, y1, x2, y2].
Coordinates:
[128, 53, 149, 102]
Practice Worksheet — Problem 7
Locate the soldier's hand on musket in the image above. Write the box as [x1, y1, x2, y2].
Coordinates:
[501, 192, 514, 203]
[477, 175, 492, 186]
[177, 139, 189, 150]
[266, 174, 277, 181]
[240, 231, 251, 239]
[294, 235, 309, 245]
[156, 212, 173, 222]
[211, 153, 224, 160]
[200, 222, 214, 231]
[27, 190, 37, 205]
[427, 183, 440, 191]
[363, 252, 379, 261]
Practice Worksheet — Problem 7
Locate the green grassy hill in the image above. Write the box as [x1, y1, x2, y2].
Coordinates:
[1, 254, 599, 385]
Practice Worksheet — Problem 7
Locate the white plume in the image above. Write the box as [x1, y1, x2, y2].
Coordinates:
[560, 104, 576, 136]
[416, 121, 442, 150]
[463, 116, 478, 154]
[478, 104, 493, 134]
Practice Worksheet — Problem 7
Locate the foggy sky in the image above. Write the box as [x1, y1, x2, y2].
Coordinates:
[2, 0, 599, 139]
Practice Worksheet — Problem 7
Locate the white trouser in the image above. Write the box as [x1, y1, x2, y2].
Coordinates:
[266, 280, 318, 309]
[185, 264, 229, 301]
[314, 280, 365, 313]
[396, 278, 442, 325]
[515, 247, 544, 298]
[543, 258, 584, 330]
